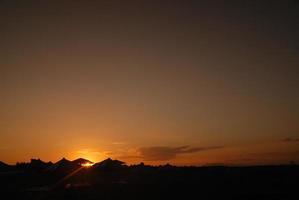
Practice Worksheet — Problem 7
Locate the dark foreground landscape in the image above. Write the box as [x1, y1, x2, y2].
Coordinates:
[0, 158, 298, 200]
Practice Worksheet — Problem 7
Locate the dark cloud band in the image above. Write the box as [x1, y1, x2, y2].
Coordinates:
[139, 145, 223, 161]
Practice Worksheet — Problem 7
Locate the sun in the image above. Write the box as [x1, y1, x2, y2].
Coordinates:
[81, 162, 93, 167]
[75, 148, 104, 163]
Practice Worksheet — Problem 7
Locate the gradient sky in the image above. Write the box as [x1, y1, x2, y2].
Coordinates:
[1, 0, 299, 165]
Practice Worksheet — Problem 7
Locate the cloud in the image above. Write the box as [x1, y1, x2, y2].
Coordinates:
[282, 137, 299, 142]
[227, 151, 299, 165]
[138, 145, 223, 161]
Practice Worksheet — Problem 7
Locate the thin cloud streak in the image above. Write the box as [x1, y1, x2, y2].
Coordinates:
[282, 138, 299, 143]
[138, 145, 224, 161]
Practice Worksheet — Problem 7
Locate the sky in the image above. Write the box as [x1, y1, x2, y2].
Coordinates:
[1, 0, 299, 165]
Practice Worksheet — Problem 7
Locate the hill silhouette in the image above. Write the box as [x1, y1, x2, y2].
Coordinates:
[0, 161, 11, 171]
[46, 158, 73, 171]
[0, 158, 298, 200]
[72, 158, 93, 166]
[93, 158, 125, 169]
[30, 159, 52, 170]
[45, 158, 92, 173]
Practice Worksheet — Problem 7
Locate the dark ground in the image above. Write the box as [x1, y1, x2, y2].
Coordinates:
[0, 160, 298, 200]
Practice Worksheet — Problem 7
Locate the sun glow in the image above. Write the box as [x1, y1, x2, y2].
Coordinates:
[74, 148, 105, 163]
[81, 162, 94, 167]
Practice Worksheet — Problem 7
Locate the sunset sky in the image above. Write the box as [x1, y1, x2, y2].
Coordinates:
[1, 0, 299, 165]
